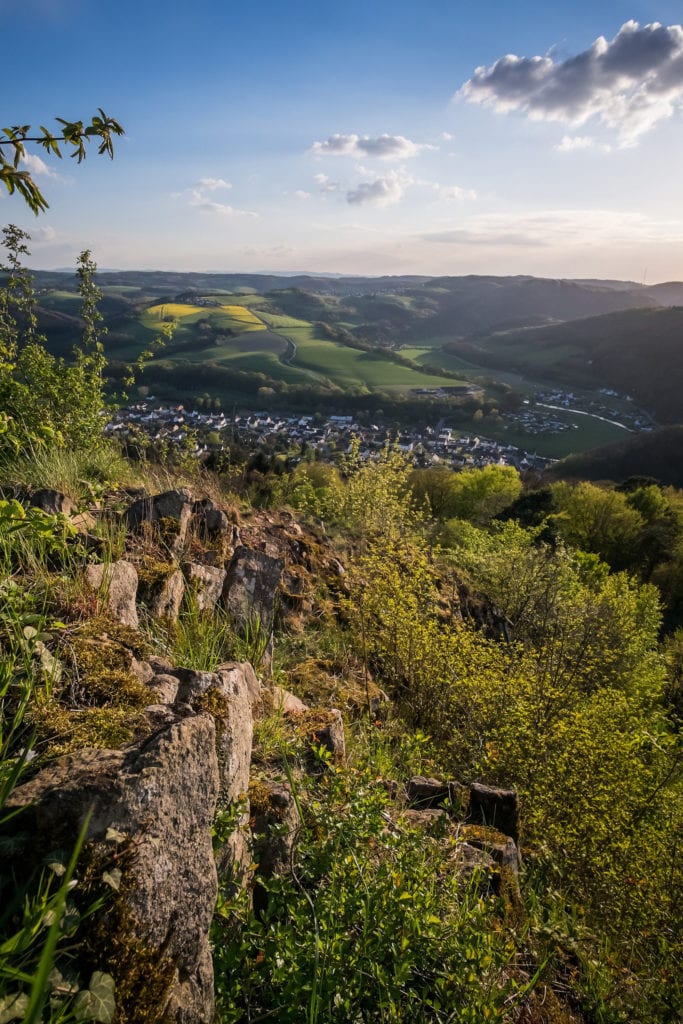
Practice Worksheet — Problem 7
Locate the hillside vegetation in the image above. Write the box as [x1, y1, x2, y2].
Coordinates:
[0, 237, 681, 1023]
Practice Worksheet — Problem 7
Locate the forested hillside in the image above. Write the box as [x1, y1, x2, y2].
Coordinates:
[446, 306, 683, 422]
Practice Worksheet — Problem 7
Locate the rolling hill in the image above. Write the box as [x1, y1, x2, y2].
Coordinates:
[443, 306, 683, 422]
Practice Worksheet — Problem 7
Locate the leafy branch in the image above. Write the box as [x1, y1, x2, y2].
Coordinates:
[0, 110, 124, 214]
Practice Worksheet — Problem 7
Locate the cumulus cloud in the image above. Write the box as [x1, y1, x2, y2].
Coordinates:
[315, 173, 342, 194]
[346, 171, 407, 206]
[294, 189, 311, 200]
[310, 133, 430, 159]
[460, 20, 683, 144]
[32, 225, 57, 243]
[181, 183, 256, 217]
[196, 177, 232, 191]
[21, 151, 61, 179]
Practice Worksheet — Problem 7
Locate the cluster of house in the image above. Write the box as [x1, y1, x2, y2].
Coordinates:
[532, 389, 652, 432]
[105, 401, 554, 471]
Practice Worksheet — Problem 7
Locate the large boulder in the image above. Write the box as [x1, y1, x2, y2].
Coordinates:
[175, 662, 254, 882]
[144, 569, 186, 623]
[467, 782, 519, 843]
[4, 713, 220, 1024]
[84, 560, 139, 629]
[184, 563, 227, 614]
[222, 545, 283, 646]
[126, 489, 194, 555]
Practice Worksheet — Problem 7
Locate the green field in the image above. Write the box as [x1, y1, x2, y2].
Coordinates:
[463, 409, 631, 457]
[274, 326, 460, 390]
[141, 302, 266, 335]
[116, 302, 466, 393]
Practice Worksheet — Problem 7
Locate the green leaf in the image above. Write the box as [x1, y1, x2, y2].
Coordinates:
[74, 972, 116, 1023]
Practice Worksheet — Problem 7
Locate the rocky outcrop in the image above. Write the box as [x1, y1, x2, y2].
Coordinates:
[5, 713, 220, 1024]
[154, 661, 256, 883]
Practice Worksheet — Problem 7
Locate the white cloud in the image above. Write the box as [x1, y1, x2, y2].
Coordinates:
[182, 184, 256, 217]
[310, 133, 430, 159]
[346, 170, 408, 206]
[196, 177, 232, 191]
[315, 173, 342, 193]
[294, 189, 311, 200]
[422, 208, 683, 247]
[32, 225, 57, 243]
[438, 184, 477, 201]
[21, 151, 61, 179]
[555, 135, 595, 151]
[460, 20, 683, 145]
[438, 131, 454, 141]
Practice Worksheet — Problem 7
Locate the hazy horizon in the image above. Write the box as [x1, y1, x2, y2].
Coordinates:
[5, 1, 683, 282]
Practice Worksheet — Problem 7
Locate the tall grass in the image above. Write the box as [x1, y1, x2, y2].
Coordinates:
[0, 441, 134, 505]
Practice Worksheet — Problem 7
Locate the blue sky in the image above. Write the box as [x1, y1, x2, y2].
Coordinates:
[4, 0, 683, 280]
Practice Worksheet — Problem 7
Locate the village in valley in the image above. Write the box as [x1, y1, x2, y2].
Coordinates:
[107, 400, 558, 471]
[105, 377, 653, 474]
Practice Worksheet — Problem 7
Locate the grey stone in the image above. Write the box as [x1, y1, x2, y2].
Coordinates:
[145, 570, 185, 623]
[406, 776, 450, 809]
[27, 488, 74, 517]
[184, 563, 227, 614]
[4, 714, 220, 1024]
[150, 673, 181, 704]
[468, 783, 519, 842]
[130, 657, 154, 685]
[217, 661, 262, 708]
[176, 662, 255, 883]
[462, 828, 521, 876]
[84, 560, 139, 629]
[222, 545, 283, 638]
[126, 489, 194, 554]
[271, 685, 308, 714]
[148, 655, 176, 675]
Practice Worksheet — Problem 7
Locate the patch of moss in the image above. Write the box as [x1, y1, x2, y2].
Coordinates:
[76, 616, 151, 660]
[84, 869, 176, 1024]
[62, 632, 150, 709]
[193, 686, 231, 720]
[136, 559, 176, 591]
[156, 515, 184, 549]
[33, 704, 146, 755]
[460, 823, 510, 846]
[286, 657, 382, 715]
[248, 778, 274, 818]
[497, 862, 524, 928]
